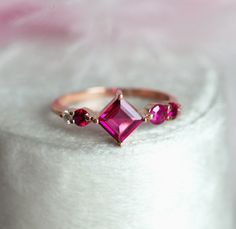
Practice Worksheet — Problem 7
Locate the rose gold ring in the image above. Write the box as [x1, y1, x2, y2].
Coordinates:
[51, 87, 181, 145]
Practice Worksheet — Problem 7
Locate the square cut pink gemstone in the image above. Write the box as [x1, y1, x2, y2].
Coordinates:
[99, 97, 143, 143]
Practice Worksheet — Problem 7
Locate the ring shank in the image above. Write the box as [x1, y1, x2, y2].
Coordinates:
[51, 87, 176, 116]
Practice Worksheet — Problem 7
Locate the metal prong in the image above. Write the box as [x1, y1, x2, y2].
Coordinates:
[82, 107, 99, 124]
[116, 89, 123, 100]
[84, 113, 92, 122]
[116, 140, 123, 147]
[166, 104, 172, 121]
[177, 104, 182, 113]
[143, 113, 153, 122]
[92, 117, 99, 124]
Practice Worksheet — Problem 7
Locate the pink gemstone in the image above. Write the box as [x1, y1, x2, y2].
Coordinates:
[167, 103, 179, 120]
[150, 104, 168, 125]
[99, 97, 143, 143]
[74, 109, 89, 127]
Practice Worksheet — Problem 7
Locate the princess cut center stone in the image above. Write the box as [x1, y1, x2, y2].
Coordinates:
[99, 96, 143, 143]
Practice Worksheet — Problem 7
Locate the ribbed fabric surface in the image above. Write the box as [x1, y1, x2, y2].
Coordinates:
[0, 43, 234, 229]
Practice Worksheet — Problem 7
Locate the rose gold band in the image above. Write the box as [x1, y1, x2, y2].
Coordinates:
[51, 87, 176, 116]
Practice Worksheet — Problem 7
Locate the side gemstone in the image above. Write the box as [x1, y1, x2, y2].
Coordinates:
[149, 104, 168, 125]
[74, 108, 89, 127]
[99, 97, 143, 143]
[167, 103, 179, 120]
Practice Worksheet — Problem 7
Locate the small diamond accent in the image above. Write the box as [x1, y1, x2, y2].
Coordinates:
[62, 110, 74, 124]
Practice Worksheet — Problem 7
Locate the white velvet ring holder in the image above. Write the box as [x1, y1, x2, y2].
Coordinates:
[0, 44, 234, 229]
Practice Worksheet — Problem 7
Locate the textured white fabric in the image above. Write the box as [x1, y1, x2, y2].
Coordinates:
[0, 43, 234, 229]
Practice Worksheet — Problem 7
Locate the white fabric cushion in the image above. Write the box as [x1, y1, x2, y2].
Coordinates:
[0, 43, 234, 229]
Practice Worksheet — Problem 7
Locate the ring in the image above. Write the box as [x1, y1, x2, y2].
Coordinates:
[51, 87, 181, 145]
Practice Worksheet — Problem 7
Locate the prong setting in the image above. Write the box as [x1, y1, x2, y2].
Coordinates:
[62, 110, 75, 124]
[92, 117, 99, 124]
[116, 89, 124, 100]
[116, 141, 123, 147]
[84, 113, 92, 122]
[143, 113, 154, 122]
[166, 104, 172, 121]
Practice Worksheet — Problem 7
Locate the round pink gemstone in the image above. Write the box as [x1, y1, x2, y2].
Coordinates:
[74, 109, 89, 127]
[167, 103, 179, 120]
[150, 104, 168, 125]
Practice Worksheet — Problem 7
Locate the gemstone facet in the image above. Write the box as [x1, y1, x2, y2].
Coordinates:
[150, 104, 168, 125]
[74, 108, 89, 127]
[167, 103, 179, 120]
[99, 97, 143, 143]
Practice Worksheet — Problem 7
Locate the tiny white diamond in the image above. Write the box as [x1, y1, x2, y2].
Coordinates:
[62, 110, 74, 124]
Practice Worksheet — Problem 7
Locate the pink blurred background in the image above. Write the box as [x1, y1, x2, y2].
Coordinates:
[0, 0, 235, 154]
